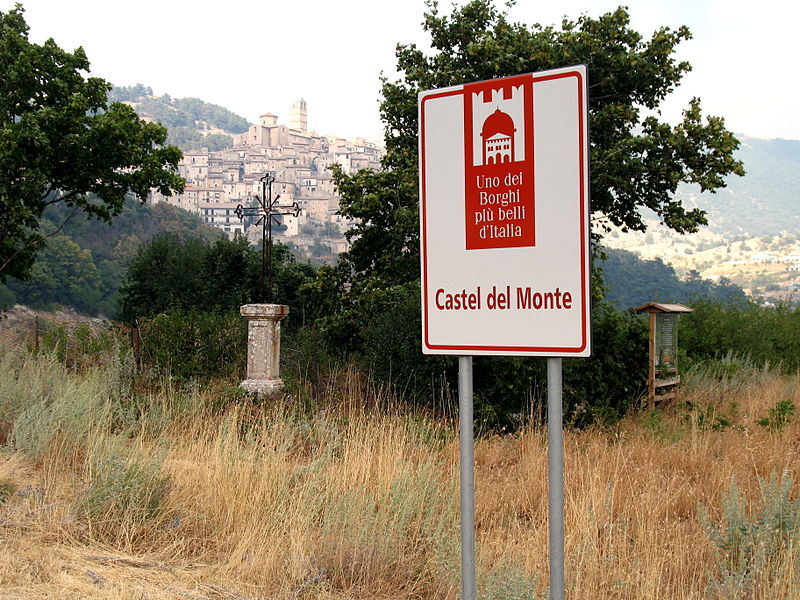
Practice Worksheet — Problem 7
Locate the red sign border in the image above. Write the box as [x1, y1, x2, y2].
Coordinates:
[419, 68, 590, 355]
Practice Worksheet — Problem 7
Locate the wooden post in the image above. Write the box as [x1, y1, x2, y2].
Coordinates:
[648, 312, 656, 409]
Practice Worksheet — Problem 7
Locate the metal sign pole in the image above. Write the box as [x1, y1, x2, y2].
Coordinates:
[547, 357, 565, 600]
[458, 355, 476, 600]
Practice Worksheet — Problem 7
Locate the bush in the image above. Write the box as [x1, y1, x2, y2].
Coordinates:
[1, 339, 135, 460]
[757, 400, 796, 432]
[79, 441, 170, 533]
[136, 308, 246, 381]
[39, 321, 131, 370]
[562, 303, 649, 425]
[702, 473, 800, 599]
[351, 290, 648, 428]
[680, 300, 800, 371]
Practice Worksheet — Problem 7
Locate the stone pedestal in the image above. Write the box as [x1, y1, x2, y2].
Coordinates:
[240, 304, 289, 397]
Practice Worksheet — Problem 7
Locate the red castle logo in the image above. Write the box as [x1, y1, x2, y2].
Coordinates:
[464, 75, 535, 250]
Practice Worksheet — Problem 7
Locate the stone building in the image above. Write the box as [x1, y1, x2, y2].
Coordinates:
[150, 100, 383, 252]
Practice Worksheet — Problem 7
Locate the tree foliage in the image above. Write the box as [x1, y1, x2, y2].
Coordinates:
[114, 86, 251, 143]
[166, 128, 233, 152]
[601, 248, 746, 309]
[118, 234, 317, 327]
[0, 198, 223, 315]
[5, 235, 101, 313]
[0, 5, 184, 282]
[680, 300, 800, 372]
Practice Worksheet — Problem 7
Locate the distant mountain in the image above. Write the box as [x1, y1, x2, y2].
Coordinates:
[110, 84, 252, 152]
[675, 135, 800, 237]
[600, 248, 747, 310]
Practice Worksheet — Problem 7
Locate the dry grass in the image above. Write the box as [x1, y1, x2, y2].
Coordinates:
[2, 347, 800, 599]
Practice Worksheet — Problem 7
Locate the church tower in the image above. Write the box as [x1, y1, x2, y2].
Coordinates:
[288, 99, 308, 132]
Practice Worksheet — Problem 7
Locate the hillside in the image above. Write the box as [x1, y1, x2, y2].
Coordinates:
[112, 85, 797, 240]
[0, 200, 223, 317]
[675, 135, 800, 237]
[109, 84, 252, 152]
[604, 135, 800, 301]
[600, 247, 746, 310]
[114, 86, 796, 239]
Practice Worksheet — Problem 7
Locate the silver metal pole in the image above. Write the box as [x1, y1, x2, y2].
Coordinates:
[547, 357, 565, 600]
[458, 355, 476, 600]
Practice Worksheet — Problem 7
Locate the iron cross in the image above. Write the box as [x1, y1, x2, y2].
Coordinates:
[235, 173, 300, 303]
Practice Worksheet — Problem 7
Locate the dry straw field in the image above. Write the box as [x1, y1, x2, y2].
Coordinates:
[1, 340, 800, 599]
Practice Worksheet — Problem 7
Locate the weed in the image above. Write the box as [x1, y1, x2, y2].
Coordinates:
[757, 400, 796, 432]
[481, 565, 540, 599]
[0, 481, 15, 504]
[684, 400, 737, 432]
[78, 441, 169, 531]
[701, 472, 800, 599]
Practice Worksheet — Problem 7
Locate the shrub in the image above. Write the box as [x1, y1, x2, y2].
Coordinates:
[757, 400, 796, 432]
[79, 439, 170, 535]
[39, 321, 130, 370]
[136, 308, 246, 380]
[701, 472, 800, 599]
[6, 359, 113, 460]
[351, 292, 648, 428]
[680, 300, 800, 372]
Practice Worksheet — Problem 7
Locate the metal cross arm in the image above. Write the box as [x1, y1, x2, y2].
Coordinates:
[234, 197, 301, 224]
[234, 204, 264, 221]
[270, 198, 301, 219]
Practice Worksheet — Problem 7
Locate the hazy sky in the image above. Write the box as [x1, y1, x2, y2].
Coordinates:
[3, 0, 798, 141]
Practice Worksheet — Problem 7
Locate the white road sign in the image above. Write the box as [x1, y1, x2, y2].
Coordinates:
[419, 65, 591, 356]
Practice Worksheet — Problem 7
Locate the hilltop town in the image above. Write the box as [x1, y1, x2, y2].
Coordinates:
[149, 99, 384, 258]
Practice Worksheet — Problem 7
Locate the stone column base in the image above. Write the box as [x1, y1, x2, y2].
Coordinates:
[240, 378, 285, 398]
[240, 303, 289, 399]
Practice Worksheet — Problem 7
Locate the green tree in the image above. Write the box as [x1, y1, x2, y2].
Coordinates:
[0, 5, 184, 282]
[118, 234, 317, 327]
[601, 248, 746, 309]
[117, 234, 207, 322]
[6, 235, 101, 313]
[201, 236, 258, 313]
[108, 83, 153, 102]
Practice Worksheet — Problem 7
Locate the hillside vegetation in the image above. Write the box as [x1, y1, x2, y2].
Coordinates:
[0, 200, 223, 316]
[110, 84, 252, 152]
[605, 136, 800, 301]
[695, 136, 800, 237]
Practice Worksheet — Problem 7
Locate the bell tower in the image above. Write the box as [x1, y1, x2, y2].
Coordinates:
[288, 99, 307, 132]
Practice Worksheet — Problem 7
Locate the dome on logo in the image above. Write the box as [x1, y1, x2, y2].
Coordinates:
[481, 109, 516, 139]
[480, 109, 516, 165]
